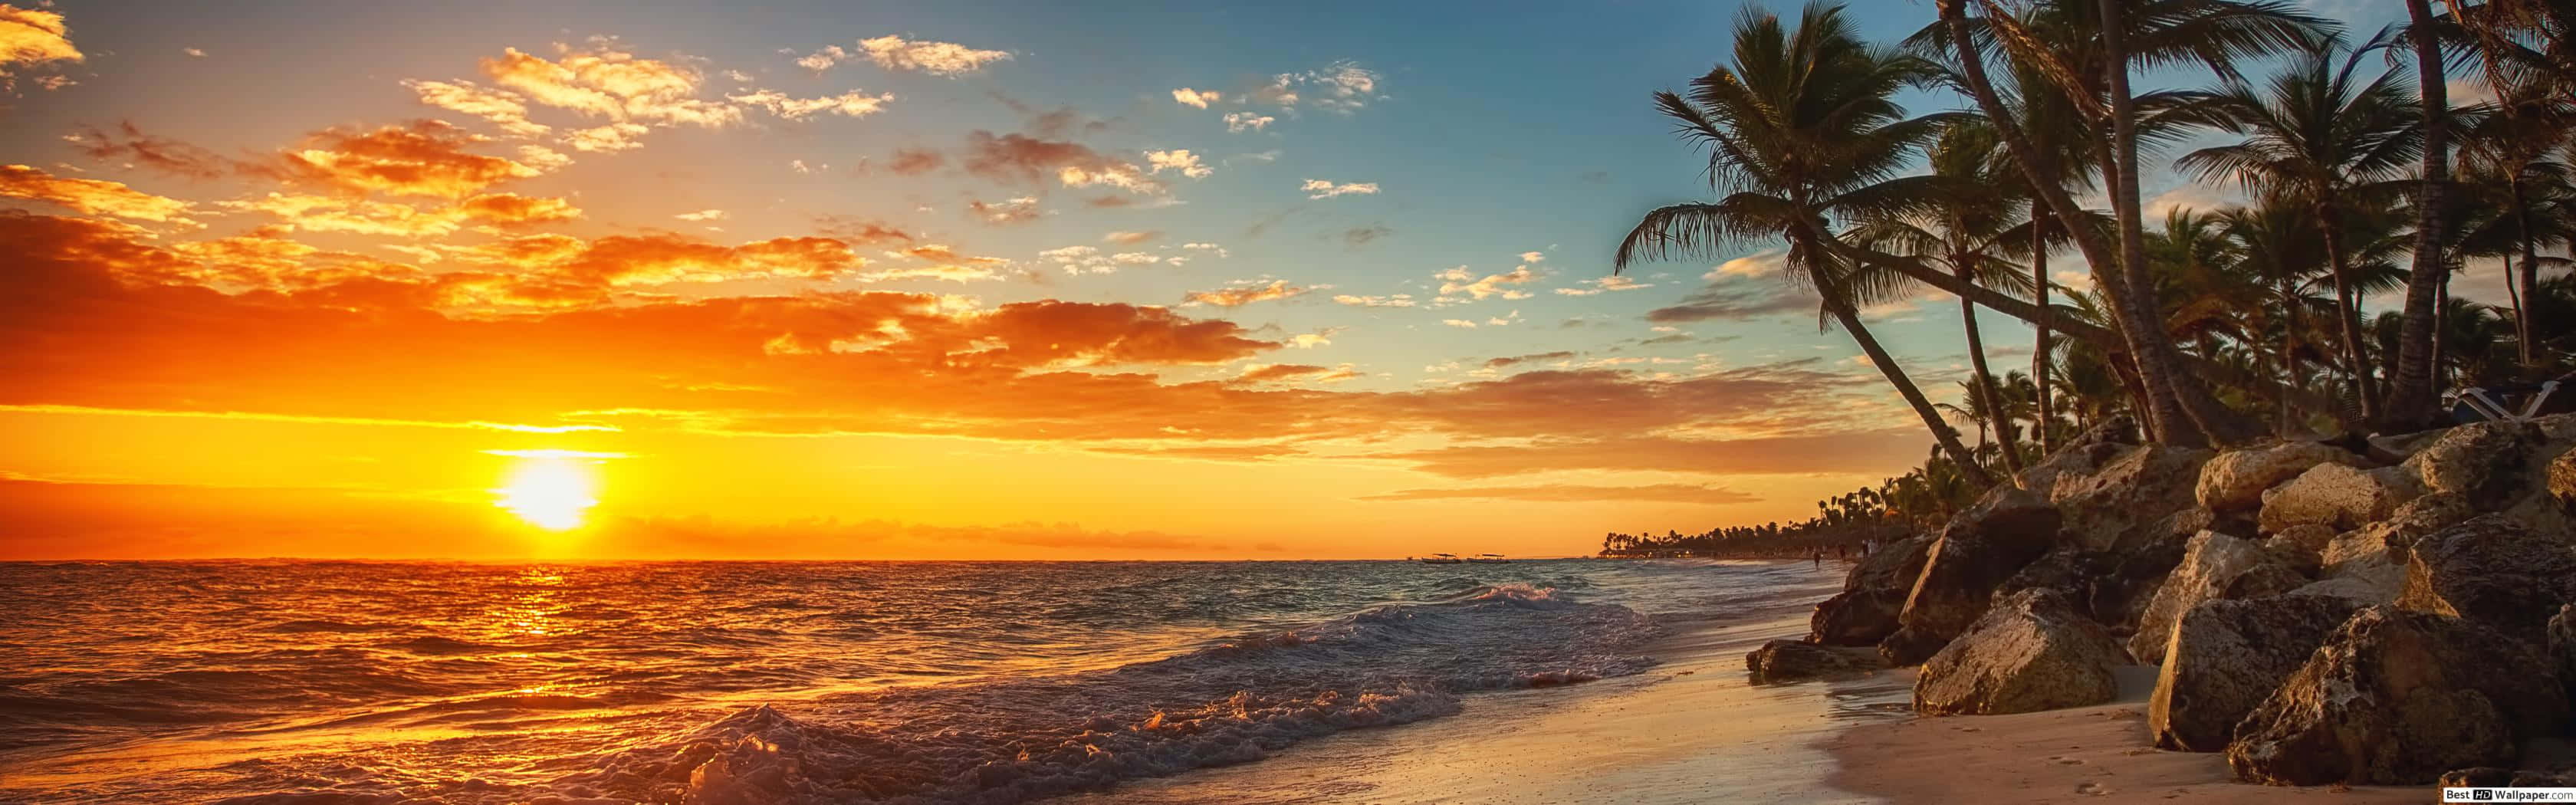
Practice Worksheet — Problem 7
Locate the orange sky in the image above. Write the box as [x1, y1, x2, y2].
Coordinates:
[0, 1, 2091, 560]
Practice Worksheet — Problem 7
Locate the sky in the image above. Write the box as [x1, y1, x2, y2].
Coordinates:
[0, 0, 2411, 560]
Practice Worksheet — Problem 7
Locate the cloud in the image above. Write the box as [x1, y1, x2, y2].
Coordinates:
[1224, 113, 1275, 133]
[676, 209, 727, 222]
[1708, 249, 1786, 280]
[2144, 182, 2236, 219]
[61, 123, 235, 180]
[1101, 230, 1160, 245]
[1171, 87, 1222, 108]
[1647, 278, 1814, 324]
[1301, 179, 1378, 199]
[1249, 61, 1385, 113]
[1434, 264, 1536, 301]
[729, 88, 896, 120]
[279, 120, 547, 197]
[403, 79, 552, 138]
[816, 216, 917, 245]
[1233, 363, 1360, 384]
[1332, 293, 1415, 307]
[853, 35, 1010, 76]
[1342, 225, 1392, 246]
[0, 4, 80, 88]
[1037, 244, 1162, 274]
[1552, 275, 1649, 297]
[961, 131, 1165, 196]
[886, 147, 945, 175]
[967, 196, 1043, 225]
[0, 164, 196, 225]
[1144, 149, 1212, 179]
[1359, 484, 1758, 504]
[1441, 319, 1480, 328]
[183, 47, 206, 58]
[481, 44, 741, 130]
[1483, 350, 1575, 369]
[1185, 279, 1308, 307]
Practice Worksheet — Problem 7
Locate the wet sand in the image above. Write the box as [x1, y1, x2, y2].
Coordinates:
[1065, 561, 1916, 804]
[1824, 667, 2428, 804]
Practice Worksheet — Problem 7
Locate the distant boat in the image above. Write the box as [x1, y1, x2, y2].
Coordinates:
[1418, 553, 1464, 564]
[1466, 554, 1510, 564]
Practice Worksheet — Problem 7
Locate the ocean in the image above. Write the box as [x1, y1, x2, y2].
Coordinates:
[0, 558, 1830, 803]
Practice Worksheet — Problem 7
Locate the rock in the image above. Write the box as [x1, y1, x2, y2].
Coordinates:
[1746, 639, 1885, 682]
[2367, 429, 2443, 465]
[2551, 605, 2576, 706]
[2266, 524, 2331, 575]
[1914, 589, 2130, 716]
[2197, 442, 2367, 513]
[1879, 488, 2062, 665]
[2551, 447, 2576, 516]
[1992, 547, 2090, 608]
[2147, 594, 2361, 751]
[2361, 492, 2475, 567]
[2049, 445, 2213, 553]
[2256, 463, 2418, 534]
[2127, 531, 2310, 665]
[2227, 607, 2568, 786]
[2288, 554, 2404, 605]
[2400, 514, 2576, 642]
[1808, 535, 1931, 646]
[2405, 420, 2542, 509]
[2442, 767, 2519, 788]
[2089, 527, 2195, 637]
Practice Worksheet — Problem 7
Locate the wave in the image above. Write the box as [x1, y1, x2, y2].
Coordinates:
[556, 581, 1660, 804]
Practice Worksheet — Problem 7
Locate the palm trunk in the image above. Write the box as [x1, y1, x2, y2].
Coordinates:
[2513, 178, 2539, 367]
[2278, 283, 2304, 438]
[1815, 264, 1994, 488]
[2387, 0, 2453, 428]
[1958, 261, 2023, 478]
[2030, 215, 2056, 452]
[2314, 202, 2378, 426]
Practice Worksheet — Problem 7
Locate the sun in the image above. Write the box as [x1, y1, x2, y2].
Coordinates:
[488, 450, 607, 531]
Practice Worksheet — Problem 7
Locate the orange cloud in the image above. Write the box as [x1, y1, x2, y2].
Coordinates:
[63, 123, 235, 179]
[1185, 280, 1308, 307]
[961, 132, 1163, 195]
[481, 46, 740, 128]
[0, 164, 196, 225]
[280, 120, 545, 198]
[0, 4, 80, 88]
[403, 79, 552, 139]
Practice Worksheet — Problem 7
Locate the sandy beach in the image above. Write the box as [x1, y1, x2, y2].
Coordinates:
[1068, 559, 2446, 805]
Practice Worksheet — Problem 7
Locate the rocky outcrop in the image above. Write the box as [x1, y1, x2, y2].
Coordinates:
[2256, 463, 2418, 534]
[2197, 442, 2366, 513]
[1879, 488, 2062, 666]
[2287, 554, 2404, 606]
[2228, 607, 2568, 786]
[2399, 514, 2576, 642]
[2125, 531, 2309, 665]
[2147, 595, 2361, 752]
[1746, 639, 1885, 682]
[2049, 445, 2212, 553]
[1914, 589, 2130, 716]
[1808, 535, 1933, 647]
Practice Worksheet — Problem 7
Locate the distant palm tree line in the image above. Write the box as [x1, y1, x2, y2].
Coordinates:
[1606, 0, 2574, 556]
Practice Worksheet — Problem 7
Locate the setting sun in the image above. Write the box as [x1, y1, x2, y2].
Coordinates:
[488, 450, 606, 531]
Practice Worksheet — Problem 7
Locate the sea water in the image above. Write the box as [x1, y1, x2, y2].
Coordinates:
[0, 558, 1822, 803]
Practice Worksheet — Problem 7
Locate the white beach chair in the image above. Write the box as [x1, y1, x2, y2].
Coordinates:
[2445, 380, 2565, 425]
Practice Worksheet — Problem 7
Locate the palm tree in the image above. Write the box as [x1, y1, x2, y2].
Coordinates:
[2177, 37, 2424, 424]
[2455, 74, 2576, 367]
[2390, 0, 2462, 426]
[1850, 120, 2032, 475]
[1614, 2, 1993, 485]
[1924, 0, 2327, 446]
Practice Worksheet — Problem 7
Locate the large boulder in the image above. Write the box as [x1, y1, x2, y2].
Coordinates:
[2147, 594, 2362, 751]
[2197, 442, 2367, 513]
[1808, 535, 1933, 646]
[2013, 415, 2140, 495]
[2404, 420, 2543, 510]
[2256, 463, 2418, 534]
[2227, 607, 2568, 786]
[2049, 445, 2213, 553]
[2398, 514, 2576, 642]
[2126, 531, 2309, 665]
[1879, 488, 2062, 665]
[2088, 523, 2200, 638]
[1746, 639, 1884, 683]
[2343, 491, 2474, 569]
[1914, 589, 2131, 716]
[2287, 553, 2404, 606]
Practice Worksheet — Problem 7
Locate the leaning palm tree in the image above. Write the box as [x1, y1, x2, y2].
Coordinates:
[1850, 120, 2034, 475]
[2177, 35, 2424, 423]
[1614, 2, 1992, 485]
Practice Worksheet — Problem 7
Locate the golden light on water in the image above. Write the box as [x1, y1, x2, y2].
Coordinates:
[487, 450, 617, 531]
